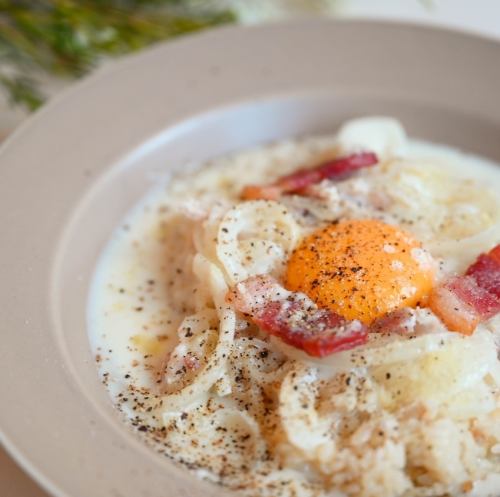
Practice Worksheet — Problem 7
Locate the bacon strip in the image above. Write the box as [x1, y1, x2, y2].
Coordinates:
[429, 244, 500, 334]
[241, 152, 378, 201]
[226, 275, 368, 357]
[466, 244, 500, 298]
[370, 308, 417, 335]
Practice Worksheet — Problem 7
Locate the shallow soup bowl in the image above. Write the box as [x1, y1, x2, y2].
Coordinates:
[1, 20, 500, 497]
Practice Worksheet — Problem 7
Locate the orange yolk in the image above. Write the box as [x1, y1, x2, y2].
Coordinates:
[285, 219, 435, 324]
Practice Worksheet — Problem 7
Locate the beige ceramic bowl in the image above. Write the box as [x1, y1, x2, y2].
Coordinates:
[1, 20, 500, 497]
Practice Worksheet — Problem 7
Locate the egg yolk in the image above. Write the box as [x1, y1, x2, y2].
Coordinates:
[285, 219, 435, 324]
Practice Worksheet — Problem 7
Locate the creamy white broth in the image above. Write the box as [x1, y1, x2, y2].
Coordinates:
[88, 118, 500, 497]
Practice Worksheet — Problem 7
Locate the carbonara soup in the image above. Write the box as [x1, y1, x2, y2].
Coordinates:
[88, 117, 500, 497]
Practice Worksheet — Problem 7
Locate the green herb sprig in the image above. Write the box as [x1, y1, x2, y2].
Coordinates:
[0, 0, 235, 111]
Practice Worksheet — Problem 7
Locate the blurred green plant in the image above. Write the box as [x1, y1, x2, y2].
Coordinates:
[0, 0, 235, 111]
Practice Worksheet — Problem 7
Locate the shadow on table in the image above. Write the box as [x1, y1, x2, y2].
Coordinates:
[0, 446, 51, 497]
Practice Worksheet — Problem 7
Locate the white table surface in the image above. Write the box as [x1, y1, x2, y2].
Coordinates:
[2, 1, 500, 495]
